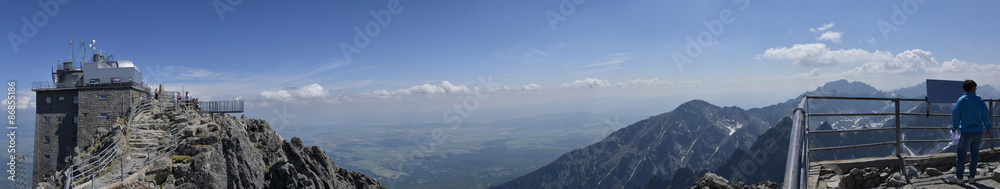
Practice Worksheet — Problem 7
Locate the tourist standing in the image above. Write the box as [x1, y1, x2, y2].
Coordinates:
[946, 80, 992, 184]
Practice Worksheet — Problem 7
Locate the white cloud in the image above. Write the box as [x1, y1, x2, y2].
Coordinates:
[356, 81, 478, 100]
[758, 43, 891, 67]
[2, 94, 35, 110]
[404, 84, 447, 94]
[260, 83, 329, 101]
[809, 23, 835, 32]
[925, 58, 1000, 73]
[160, 66, 227, 80]
[521, 84, 542, 91]
[808, 23, 842, 43]
[616, 78, 661, 86]
[440, 81, 469, 93]
[816, 31, 843, 43]
[846, 49, 938, 74]
[681, 80, 702, 85]
[560, 78, 613, 89]
[560, 77, 668, 89]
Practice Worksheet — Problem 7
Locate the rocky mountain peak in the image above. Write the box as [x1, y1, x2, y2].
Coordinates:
[38, 100, 385, 189]
[811, 79, 882, 96]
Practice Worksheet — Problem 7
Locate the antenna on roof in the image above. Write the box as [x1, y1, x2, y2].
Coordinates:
[80, 38, 85, 62]
[67, 35, 74, 64]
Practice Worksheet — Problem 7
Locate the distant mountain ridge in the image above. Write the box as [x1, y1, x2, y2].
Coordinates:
[492, 98, 795, 188]
[494, 79, 992, 188]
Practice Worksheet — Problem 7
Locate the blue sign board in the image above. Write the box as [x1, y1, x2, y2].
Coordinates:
[926, 79, 965, 103]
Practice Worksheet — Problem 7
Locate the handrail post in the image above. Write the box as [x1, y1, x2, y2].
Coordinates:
[802, 97, 809, 188]
[784, 96, 808, 189]
[991, 100, 995, 150]
[894, 99, 902, 158]
[64, 165, 72, 189]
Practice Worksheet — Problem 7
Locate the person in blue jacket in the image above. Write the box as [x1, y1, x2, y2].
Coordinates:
[947, 80, 992, 184]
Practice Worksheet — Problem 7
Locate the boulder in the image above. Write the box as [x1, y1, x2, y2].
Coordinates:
[991, 168, 1000, 182]
[687, 172, 733, 189]
[904, 166, 919, 179]
[924, 168, 941, 176]
[886, 172, 906, 187]
[145, 157, 173, 185]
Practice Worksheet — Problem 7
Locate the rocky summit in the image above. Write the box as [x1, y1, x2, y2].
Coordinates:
[37, 100, 384, 189]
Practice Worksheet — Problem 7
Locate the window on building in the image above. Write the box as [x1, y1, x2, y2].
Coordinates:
[73, 96, 78, 104]
[99, 113, 109, 119]
[45, 97, 51, 104]
[56, 117, 62, 122]
[74, 116, 78, 124]
[59, 96, 64, 101]
[44, 155, 50, 159]
[44, 136, 50, 144]
[44, 116, 50, 124]
[100, 95, 109, 100]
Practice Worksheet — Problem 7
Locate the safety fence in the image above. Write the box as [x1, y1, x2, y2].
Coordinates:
[784, 96, 999, 188]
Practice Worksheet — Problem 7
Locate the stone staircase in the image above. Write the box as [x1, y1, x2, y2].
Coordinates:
[61, 98, 200, 189]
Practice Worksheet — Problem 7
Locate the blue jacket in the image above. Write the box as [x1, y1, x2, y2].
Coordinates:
[952, 92, 992, 133]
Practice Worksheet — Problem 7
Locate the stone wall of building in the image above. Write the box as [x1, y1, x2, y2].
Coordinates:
[32, 86, 147, 187]
[32, 89, 78, 184]
[77, 87, 143, 148]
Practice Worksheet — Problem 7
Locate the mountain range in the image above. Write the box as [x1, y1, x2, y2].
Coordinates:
[493, 79, 999, 188]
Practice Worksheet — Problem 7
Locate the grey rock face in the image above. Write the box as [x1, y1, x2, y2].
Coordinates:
[687, 172, 733, 189]
[153, 107, 384, 188]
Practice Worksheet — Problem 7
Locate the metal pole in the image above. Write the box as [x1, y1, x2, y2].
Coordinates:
[895, 99, 902, 158]
[802, 98, 809, 188]
[65, 166, 71, 189]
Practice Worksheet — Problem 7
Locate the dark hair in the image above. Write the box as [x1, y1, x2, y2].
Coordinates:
[963, 79, 977, 92]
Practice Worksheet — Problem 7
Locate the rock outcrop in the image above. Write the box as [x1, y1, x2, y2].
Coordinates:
[167, 113, 385, 189]
[40, 101, 384, 189]
[686, 172, 777, 189]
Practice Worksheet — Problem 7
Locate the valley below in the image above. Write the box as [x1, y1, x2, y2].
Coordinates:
[279, 112, 642, 188]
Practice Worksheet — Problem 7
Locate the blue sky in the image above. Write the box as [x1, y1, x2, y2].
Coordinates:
[4, 1, 1000, 125]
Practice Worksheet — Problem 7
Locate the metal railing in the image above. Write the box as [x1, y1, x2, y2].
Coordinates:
[199, 100, 244, 113]
[59, 97, 190, 188]
[32, 81, 148, 90]
[784, 96, 999, 188]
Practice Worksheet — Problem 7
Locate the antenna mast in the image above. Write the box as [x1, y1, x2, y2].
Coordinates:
[80, 38, 85, 63]
[68, 35, 74, 64]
